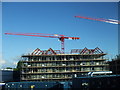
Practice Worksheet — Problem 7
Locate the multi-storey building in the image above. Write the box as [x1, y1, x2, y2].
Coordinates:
[20, 47, 109, 81]
[108, 55, 120, 74]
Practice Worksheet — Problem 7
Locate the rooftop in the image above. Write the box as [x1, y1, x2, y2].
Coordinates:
[23, 47, 106, 56]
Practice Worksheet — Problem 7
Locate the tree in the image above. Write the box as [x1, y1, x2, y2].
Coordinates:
[14, 61, 22, 71]
[6, 67, 13, 69]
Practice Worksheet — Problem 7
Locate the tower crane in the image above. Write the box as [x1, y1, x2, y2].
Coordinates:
[75, 15, 120, 24]
[4, 33, 80, 53]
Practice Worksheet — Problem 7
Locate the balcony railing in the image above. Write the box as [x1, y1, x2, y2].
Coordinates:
[22, 64, 108, 68]
[21, 58, 107, 62]
[21, 70, 109, 74]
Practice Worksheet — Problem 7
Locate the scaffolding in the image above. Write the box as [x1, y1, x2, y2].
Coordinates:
[20, 47, 109, 81]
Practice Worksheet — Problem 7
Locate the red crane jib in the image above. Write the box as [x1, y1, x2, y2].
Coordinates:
[4, 33, 80, 53]
[4, 33, 80, 39]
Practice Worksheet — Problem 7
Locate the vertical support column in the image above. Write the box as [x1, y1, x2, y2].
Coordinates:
[59, 37, 65, 54]
[61, 39, 64, 54]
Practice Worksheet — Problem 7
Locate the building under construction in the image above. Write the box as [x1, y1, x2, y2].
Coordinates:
[20, 47, 109, 81]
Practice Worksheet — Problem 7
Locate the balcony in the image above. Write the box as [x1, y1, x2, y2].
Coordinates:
[21, 59, 107, 63]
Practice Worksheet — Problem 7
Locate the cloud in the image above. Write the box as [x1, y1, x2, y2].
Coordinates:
[0, 54, 6, 68]
[0, 53, 18, 69]
[13, 62, 18, 66]
[0, 59, 17, 69]
[0, 59, 6, 64]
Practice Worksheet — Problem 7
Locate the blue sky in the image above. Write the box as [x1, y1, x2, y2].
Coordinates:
[2, 2, 118, 68]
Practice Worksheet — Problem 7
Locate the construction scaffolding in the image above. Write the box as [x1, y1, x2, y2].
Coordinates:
[20, 47, 109, 81]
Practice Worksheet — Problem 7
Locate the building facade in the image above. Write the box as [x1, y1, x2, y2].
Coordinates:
[108, 55, 120, 74]
[20, 47, 109, 81]
[0, 69, 13, 83]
